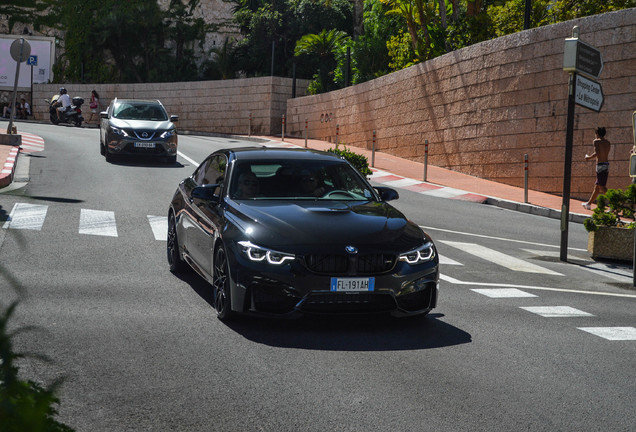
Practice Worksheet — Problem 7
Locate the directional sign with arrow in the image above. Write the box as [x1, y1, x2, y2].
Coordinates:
[575, 75, 603, 112]
[563, 37, 604, 80]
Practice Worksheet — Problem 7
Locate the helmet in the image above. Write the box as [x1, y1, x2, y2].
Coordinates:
[59, 87, 67, 95]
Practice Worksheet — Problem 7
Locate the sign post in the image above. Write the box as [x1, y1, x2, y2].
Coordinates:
[560, 27, 604, 262]
[7, 38, 31, 135]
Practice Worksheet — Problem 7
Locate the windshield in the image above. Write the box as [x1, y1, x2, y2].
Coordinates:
[112, 102, 168, 121]
[230, 159, 376, 201]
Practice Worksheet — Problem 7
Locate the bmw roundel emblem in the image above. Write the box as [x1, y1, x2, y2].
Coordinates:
[345, 246, 358, 255]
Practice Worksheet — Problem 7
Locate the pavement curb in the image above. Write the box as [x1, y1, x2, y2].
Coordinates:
[0, 145, 20, 188]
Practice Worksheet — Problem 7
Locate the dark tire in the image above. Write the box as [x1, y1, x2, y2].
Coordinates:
[212, 245, 234, 321]
[105, 150, 114, 163]
[167, 212, 188, 273]
[100, 141, 105, 156]
[74, 119, 82, 127]
[166, 155, 177, 165]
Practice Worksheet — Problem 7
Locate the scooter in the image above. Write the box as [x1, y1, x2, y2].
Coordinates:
[46, 95, 84, 127]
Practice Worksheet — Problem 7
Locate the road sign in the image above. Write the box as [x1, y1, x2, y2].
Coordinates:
[9, 38, 31, 63]
[574, 75, 603, 112]
[563, 38, 603, 79]
[27, 55, 38, 66]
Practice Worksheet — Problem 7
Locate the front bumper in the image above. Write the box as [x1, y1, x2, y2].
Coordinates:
[229, 250, 439, 318]
[107, 135, 177, 157]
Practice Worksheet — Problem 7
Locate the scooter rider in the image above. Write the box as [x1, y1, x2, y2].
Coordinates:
[55, 88, 71, 121]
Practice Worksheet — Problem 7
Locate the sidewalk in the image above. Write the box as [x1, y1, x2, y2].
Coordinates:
[254, 135, 593, 224]
[0, 128, 594, 224]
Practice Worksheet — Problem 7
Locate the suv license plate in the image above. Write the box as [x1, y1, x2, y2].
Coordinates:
[330, 277, 375, 292]
[134, 142, 156, 148]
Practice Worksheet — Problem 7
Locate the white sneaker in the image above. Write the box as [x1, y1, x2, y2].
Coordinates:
[581, 203, 591, 210]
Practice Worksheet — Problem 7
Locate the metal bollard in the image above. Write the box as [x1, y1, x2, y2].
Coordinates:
[281, 114, 285, 141]
[248, 112, 252, 137]
[524, 154, 529, 203]
[304, 118, 308, 148]
[423, 139, 429, 182]
[371, 130, 376, 167]
[336, 124, 339, 148]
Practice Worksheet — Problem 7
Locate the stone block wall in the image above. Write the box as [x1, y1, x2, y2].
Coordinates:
[286, 8, 636, 199]
[33, 76, 309, 136]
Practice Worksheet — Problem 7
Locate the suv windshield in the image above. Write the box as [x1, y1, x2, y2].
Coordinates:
[112, 102, 168, 121]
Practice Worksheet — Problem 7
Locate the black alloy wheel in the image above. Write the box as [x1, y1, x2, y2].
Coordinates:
[212, 245, 233, 320]
[167, 212, 187, 273]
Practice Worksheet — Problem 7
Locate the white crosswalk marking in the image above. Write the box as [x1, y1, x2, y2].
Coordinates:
[79, 209, 118, 237]
[578, 327, 636, 341]
[2, 203, 48, 230]
[472, 288, 537, 298]
[520, 306, 593, 318]
[148, 215, 168, 241]
[439, 255, 462, 265]
[440, 241, 563, 275]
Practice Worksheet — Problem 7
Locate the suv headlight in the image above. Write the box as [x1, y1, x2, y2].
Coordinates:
[399, 242, 436, 265]
[111, 126, 129, 137]
[238, 241, 295, 265]
[160, 129, 175, 139]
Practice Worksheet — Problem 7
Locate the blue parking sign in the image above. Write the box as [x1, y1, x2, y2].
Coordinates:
[27, 55, 38, 66]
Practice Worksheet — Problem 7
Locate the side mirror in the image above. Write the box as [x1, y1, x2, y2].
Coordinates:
[192, 184, 221, 203]
[100, 111, 108, 119]
[170, 115, 179, 122]
[375, 186, 399, 202]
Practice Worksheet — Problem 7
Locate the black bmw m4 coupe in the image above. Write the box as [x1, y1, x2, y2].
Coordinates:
[168, 147, 439, 320]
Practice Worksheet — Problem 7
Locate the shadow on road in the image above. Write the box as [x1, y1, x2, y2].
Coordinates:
[226, 313, 471, 351]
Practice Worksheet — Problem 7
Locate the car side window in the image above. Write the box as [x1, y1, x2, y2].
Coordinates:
[192, 159, 212, 186]
[198, 155, 228, 197]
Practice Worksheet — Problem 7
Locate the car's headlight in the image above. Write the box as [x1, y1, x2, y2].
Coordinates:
[399, 242, 436, 264]
[111, 126, 129, 137]
[160, 129, 175, 139]
[238, 241, 295, 265]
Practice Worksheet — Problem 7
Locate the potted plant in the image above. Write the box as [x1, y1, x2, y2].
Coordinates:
[583, 184, 636, 262]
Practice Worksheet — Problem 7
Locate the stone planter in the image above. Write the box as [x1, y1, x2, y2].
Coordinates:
[588, 227, 634, 262]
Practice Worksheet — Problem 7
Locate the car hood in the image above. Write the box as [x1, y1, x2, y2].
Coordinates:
[226, 200, 427, 253]
[110, 118, 174, 130]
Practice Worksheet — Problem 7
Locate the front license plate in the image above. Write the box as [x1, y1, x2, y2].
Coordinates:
[134, 142, 156, 148]
[330, 277, 375, 292]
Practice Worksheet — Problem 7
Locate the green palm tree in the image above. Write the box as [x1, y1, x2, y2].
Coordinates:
[295, 29, 349, 93]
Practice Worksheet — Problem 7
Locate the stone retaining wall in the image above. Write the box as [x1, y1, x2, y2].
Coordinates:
[32, 77, 309, 136]
[286, 8, 636, 199]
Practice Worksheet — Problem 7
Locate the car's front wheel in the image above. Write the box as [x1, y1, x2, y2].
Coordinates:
[167, 212, 188, 273]
[212, 245, 233, 321]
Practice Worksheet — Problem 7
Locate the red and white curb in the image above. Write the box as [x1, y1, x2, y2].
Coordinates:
[19, 131, 45, 153]
[0, 146, 20, 187]
[369, 169, 488, 203]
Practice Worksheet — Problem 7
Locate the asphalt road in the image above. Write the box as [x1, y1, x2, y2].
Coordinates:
[1, 123, 634, 431]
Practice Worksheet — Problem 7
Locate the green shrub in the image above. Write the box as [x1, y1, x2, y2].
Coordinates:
[0, 301, 74, 432]
[583, 184, 636, 232]
[327, 145, 373, 176]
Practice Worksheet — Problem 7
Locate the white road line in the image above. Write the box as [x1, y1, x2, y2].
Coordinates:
[471, 288, 537, 298]
[2, 203, 48, 230]
[382, 178, 422, 188]
[79, 209, 118, 237]
[520, 306, 593, 318]
[177, 151, 199, 167]
[440, 241, 563, 275]
[148, 215, 168, 241]
[578, 327, 636, 341]
[439, 255, 463, 266]
[439, 274, 636, 299]
[420, 225, 587, 252]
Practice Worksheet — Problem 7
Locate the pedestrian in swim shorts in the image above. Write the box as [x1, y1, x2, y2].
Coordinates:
[582, 127, 610, 210]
